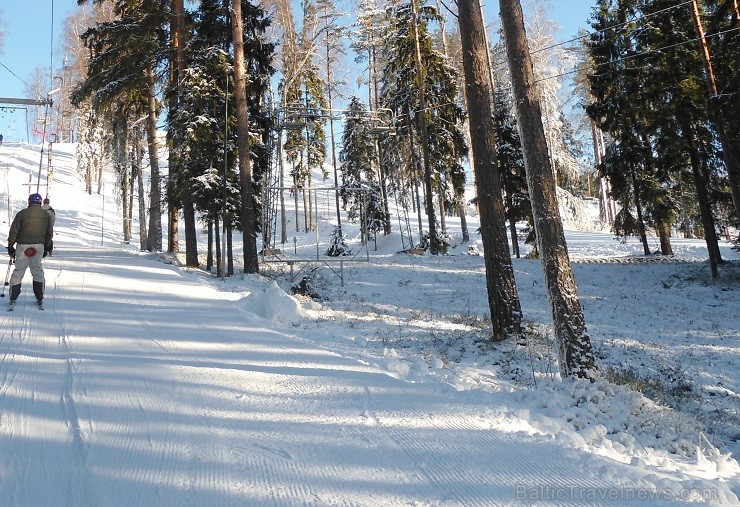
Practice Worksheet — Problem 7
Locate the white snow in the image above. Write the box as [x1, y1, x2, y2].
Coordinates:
[0, 141, 738, 506]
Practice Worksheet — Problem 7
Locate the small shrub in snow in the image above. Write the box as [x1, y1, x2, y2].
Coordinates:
[291, 276, 322, 300]
[325, 226, 352, 257]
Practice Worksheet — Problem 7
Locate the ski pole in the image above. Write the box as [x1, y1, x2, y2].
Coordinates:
[0, 257, 11, 298]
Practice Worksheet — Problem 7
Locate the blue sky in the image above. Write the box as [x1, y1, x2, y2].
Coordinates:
[0, 0, 596, 139]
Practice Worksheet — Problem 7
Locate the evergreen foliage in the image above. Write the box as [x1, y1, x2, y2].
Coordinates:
[378, 0, 466, 251]
[492, 88, 531, 255]
[168, 0, 274, 236]
[586, 0, 738, 266]
[325, 226, 351, 256]
[339, 97, 377, 220]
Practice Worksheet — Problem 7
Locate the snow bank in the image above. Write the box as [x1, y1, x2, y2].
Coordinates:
[241, 278, 308, 324]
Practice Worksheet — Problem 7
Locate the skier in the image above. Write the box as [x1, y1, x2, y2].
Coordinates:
[6, 193, 53, 309]
[42, 197, 56, 255]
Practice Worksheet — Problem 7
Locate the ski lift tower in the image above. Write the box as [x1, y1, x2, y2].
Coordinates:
[0, 97, 53, 143]
[261, 103, 401, 287]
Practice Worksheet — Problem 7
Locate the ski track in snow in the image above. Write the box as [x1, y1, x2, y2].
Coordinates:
[0, 249, 647, 505]
[0, 280, 91, 505]
[2, 247, 728, 506]
[1, 141, 738, 505]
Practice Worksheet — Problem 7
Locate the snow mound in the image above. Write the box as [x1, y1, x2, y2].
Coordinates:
[243, 278, 308, 324]
[527, 379, 736, 467]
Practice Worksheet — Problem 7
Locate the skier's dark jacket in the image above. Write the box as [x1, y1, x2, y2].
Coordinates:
[8, 204, 53, 248]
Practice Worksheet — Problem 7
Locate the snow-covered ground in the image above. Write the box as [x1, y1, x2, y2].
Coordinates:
[0, 141, 738, 505]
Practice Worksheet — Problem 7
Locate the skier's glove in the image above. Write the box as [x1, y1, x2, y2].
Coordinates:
[43, 245, 51, 258]
[7, 246, 15, 259]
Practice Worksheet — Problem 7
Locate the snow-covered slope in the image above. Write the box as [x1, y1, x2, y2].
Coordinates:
[0, 141, 738, 505]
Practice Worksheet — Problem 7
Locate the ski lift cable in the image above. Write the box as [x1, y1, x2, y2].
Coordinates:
[531, 0, 694, 55]
[0, 62, 48, 102]
[536, 26, 740, 84]
[489, 0, 698, 74]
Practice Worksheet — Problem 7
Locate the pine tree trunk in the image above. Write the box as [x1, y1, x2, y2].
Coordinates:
[215, 215, 222, 278]
[685, 124, 721, 277]
[115, 118, 131, 243]
[499, 0, 595, 377]
[658, 223, 673, 256]
[457, 0, 522, 340]
[231, 0, 259, 273]
[303, 175, 310, 233]
[128, 145, 134, 243]
[145, 66, 162, 252]
[182, 194, 198, 267]
[438, 181, 446, 236]
[227, 224, 234, 276]
[134, 129, 148, 251]
[459, 195, 470, 243]
[167, 0, 187, 256]
[630, 166, 651, 256]
[207, 219, 213, 271]
[370, 60, 392, 236]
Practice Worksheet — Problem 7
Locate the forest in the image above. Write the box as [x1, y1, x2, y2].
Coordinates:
[1, 0, 738, 378]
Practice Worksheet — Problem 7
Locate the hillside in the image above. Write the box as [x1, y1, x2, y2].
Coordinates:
[0, 141, 738, 505]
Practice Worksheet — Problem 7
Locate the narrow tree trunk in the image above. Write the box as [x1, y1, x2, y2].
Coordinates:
[591, 120, 615, 225]
[85, 155, 92, 195]
[134, 128, 148, 251]
[325, 33, 343, 237]
[227, 224, 234, 276]
[410, 0, 440, 254]
[207, 219, 214, 271]
[115, 117, 131, 243]
[307, 172, 314, 232]
[293, 165, 300, 232]
[414, 180, 424, 240]
[505, 189, 520, 258]
[458, 0, 522, 340]
[438, 182, 446, 236]
[459, 195, 470, 243]
[370, 54, 392, 236]
[658, 223, 673, 256]
[97, 152, 104, 195]
[128, 147, 135, 243]
[630, 166, 651, 255]
[215, 215, 222, 278]
[685, 125, 721, 277]
[231, 0, 259, 273]
[499, 0, 595, 377]
[302, 174, 310, 233]
[145, 66, 162, 252]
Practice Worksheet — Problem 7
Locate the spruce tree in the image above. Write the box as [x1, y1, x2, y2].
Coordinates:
[339, 97, 378, 222]
[379, 0, 466, 253]
[492, 88, 530, 259]
[72, 0, 170, 252]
